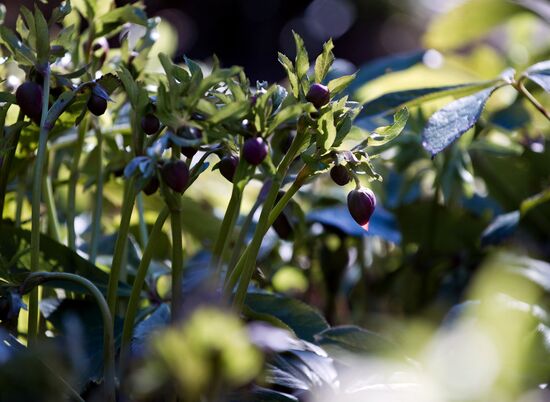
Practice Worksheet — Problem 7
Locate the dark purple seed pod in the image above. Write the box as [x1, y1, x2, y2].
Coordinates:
[141, 114, 160, 135]
[243, 137, 268, 166]
[161, 160, 189, 193]
[347, 187, 376, 229]
[219, 155, 239, 183]
[87, 93, 107, 116]
[272, 214, 293, 240]
[143, 176, 160, 195]
[330, 165, 351, 186]
[181, 127, 203, 158]
[306, 83, 330, 109]
[16, 81, 43, 123]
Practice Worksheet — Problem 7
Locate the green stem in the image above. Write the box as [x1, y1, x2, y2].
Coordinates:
[43, 175, 61, 241]
[136, 192, 148, 247]
[28, 65, 51, 345]
[67, 118, 88, 250]
[170, 205, 184, 321]
[212, 185, 243, 273]
[228, 131, 308, 310]
[226, 199, 262, 277]
[120, 206, 169, 359]
[89, 126, 104, 264]
[22, 272, 116, 402]
[106, 177, 136, 316]
[516, 81, 550, 122]
[0, 111, 24, 221]
[15, 171, 26, 226]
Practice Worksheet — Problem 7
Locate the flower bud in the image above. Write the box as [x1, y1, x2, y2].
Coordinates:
[347, 187, 376, 229]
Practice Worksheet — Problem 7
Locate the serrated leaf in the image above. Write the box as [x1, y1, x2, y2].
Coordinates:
[327, 73, 356, 96]
[293, 31, 309, 84]
[422, 86, 500, 156]
[314, 39, 334, 84]
[367, 107, 409, 147]
[0, 26, 36, 65]
[524, 60, 550, 93]
[267, 104, 306, 134]
[278, 52, 299, 98]
[317, 111, 336, 151]
[208, 101, 249, 124]
[34, 7, 50, 64]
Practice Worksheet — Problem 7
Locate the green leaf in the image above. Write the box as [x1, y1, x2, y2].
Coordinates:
[314, 39, 334, 84]
[94, 5, 147, 37]
[0, 26, 37, 65]
[360, 81, 498, 117]
[367, 107, 409, 147]
[49, 0, 72, 25]
[33, 7, 49, 64]
[422, 85, 500, 156]
[317, 110, 337, 151]
[0, 223, 130, 296]
[244, 292, 329, 342]
[293, 31, 309, 86]
[423, 0, 523, 50]
[315, 326, 398, 355]
[524, 60, 550, 93]
[208, 100, 249, 124]
[0, 92, 16, 104]
[278, 52, 299, 98]
[327, 73, 356, 96]
[45, 90, 78, 128]
[267, 103, 307, 134]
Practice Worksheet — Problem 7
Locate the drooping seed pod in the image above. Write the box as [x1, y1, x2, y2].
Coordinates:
[141, 114, 160, 135]
[16, 81, 43, 123]
[161, 160, 189, 193]
[181, 127, 203, 158]
[87, 93, 107, 116]
[143, 176, 160, 196]
[347, 187, 376, 229]
[330, 165, 351, 186]
[219, 155, 239, 183]
[306, 83, 330, 109]
[243, 137, 268, 165]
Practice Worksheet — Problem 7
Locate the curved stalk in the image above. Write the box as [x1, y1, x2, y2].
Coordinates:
[89, 126, 104, 264]
[228, 131, 308, 310]
[67, 118, 88, 250]
[136, 192, 148, 247]
[120, 207, 169, 359]
[515, 81, 550, 122]
[170, 205, 184, 321]
[21, 272, 116, 402]
[28, 65, 51, 345]
[106, 177, 136, 316]
[43, 175, 62, 241]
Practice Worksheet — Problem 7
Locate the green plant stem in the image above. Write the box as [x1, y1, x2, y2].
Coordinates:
[227, 132, 308, 310]
[67, 118, 88, 250]
[516, 81, 550, 122]
[106, 177, 136, 316]
[89, 126, 104, 264]
[43, 175, 61, 241]
[170, 204, 184, 321]
[136, 192, 148, 247]
[212, 185, 243, 273]
[15, 171, 25, 226]
[224, 170, 308, 294]
[0, 111, 24, 221]
[22, 272, 116, 402]
[120, 206, 169, 360]
[28, 65, 51, 346]
[226, 199, 262, 277]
